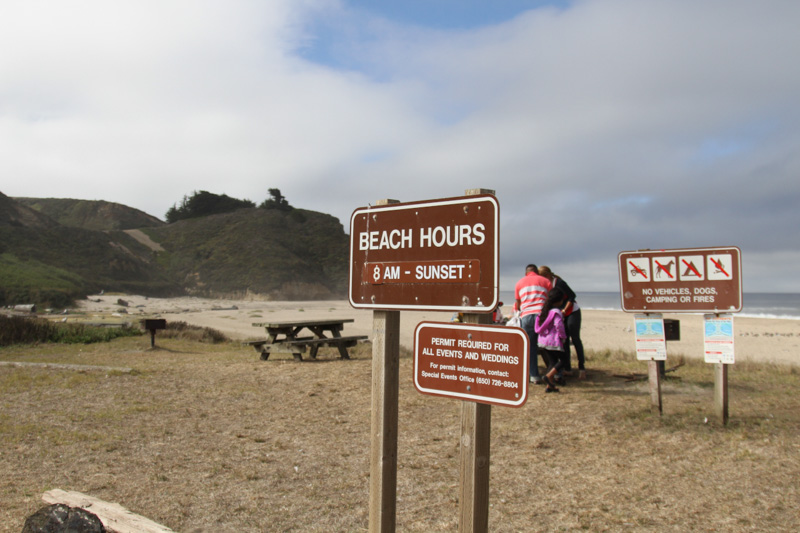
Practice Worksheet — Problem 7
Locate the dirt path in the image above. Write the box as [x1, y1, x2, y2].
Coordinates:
[123, 229, 164, 252]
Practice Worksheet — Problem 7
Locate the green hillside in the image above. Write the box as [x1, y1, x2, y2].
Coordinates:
[0, 192, 349, 307]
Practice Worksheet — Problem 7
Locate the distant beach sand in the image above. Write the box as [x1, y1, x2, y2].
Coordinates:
[76, 294, 799, 366]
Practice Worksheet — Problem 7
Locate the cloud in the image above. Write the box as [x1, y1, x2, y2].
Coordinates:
[0, 0, 427, 210]
[1, 0, 798, 292]
[302, 0, 800, 291]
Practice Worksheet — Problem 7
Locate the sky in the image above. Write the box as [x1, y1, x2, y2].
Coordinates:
[2, 0, 799, 294]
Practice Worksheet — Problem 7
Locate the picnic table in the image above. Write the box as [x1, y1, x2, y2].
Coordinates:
[246, 318, 368, 361]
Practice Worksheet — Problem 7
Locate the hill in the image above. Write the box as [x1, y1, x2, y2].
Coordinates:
[0, 193, 349, 306]
[0, 193, 59, 230]
[14, 197, 164, 231]
[0, 193, 178, 307]
[145, 207, 349, 299]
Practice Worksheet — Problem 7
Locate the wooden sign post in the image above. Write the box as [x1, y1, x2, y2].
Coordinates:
[704, 313, 734, 425]
[368, 199, 401, 533]
[715, 362, 728, 425]
[633, 314, 667, 415]
[648, 360, 663, 414]
[369, 309, 400, 531]
[459, 312, 492, 533]
[141, 319, 166, 349]
[460, 188, 493, 533]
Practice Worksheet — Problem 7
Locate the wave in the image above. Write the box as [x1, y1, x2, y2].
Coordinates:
[737, 312, 800, 320]
[500, 291, 800, 320]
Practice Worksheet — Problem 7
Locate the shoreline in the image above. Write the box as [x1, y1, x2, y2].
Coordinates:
[74, 294, 799, 367]
[563, 308, 800, 321]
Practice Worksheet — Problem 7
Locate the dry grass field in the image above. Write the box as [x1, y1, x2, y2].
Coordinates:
[1, 335, 799, 532]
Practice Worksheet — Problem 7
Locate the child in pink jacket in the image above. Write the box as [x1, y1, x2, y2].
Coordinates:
[534, 288, 567, 393]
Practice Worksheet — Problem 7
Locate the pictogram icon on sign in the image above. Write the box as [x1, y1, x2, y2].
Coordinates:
[707, 254, 733, 280]
[627, 257, 650, 282]
[653, 256, 677, 282]
[679, 255, 705, 281]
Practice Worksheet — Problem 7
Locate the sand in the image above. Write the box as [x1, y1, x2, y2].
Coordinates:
[76, 294, 800, 366]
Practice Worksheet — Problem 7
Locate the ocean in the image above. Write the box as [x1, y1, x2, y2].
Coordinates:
[498, 291, 800, 320]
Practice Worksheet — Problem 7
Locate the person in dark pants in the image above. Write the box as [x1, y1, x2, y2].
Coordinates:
[539, 266, 586, 380]
[515, 264, 552, 384]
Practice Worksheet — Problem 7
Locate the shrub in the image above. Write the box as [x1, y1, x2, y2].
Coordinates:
[165, 191, 255, 223]
[0, 315, 142, 346]
[159, 321, 228, 344]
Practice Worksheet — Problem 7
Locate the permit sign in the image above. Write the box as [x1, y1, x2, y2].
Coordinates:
[634, 314, 667, 361]
[618, 246, 742, 313]
[413, 322, 528, 407]
[349, 195, 499, 311]
[704, 314, 735, 364]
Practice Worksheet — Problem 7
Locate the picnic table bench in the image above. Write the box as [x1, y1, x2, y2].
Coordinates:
[246, 318, 368, 361]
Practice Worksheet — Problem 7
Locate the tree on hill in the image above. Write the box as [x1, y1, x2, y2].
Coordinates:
[165, 191, 255, 223]
[259, 188, 292, 211]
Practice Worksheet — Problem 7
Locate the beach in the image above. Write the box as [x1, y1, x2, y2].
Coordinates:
[76, 294, 800, 366]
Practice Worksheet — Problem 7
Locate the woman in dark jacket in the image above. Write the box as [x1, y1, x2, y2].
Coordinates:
[539, 266, 586, 380]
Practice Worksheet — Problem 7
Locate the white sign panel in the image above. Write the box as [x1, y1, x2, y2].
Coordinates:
[653, 256, 677, 282]
[707, 254, 734, 281]
[626, 257, 651, 282]
[679, 255, 705, 281]
[704, 314, 735, 364]
[634, 314, 667, 361]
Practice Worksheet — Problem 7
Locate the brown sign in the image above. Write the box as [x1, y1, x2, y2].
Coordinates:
[414, 322, 528, 407]
[349, 195, 499, 311]
[618, 246, 742, 313]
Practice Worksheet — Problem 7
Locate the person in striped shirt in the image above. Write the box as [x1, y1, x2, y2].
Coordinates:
[514, 264, 552, 383]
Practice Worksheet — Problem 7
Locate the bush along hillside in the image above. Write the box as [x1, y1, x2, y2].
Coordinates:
[165, 190, 255, 223]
